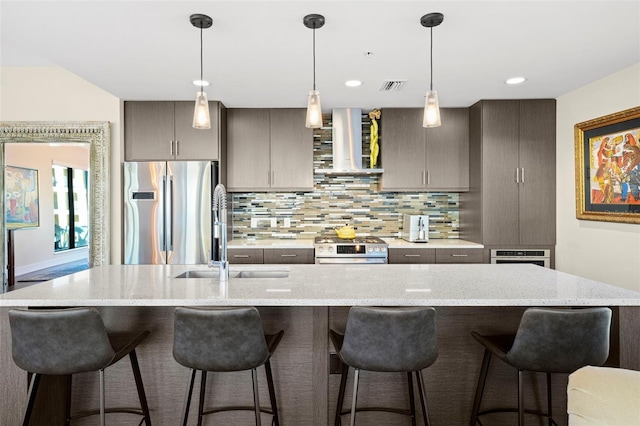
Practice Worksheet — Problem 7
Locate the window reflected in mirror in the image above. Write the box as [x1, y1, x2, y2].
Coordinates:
[52, 164, 89, 251]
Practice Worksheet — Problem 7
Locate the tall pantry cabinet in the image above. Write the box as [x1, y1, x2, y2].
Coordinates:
[463, 99, 556, 247]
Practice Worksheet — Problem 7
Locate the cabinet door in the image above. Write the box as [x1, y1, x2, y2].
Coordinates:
[264, 248, 314, 264]
[228, 248, 264, 264]
[174, 101, 219, 160]
[518, 100, 556, 245]
[124, 102, 175, 161]
[435, 248, 484, 264]
[481, 101, 520, 246]
[380, 108, 426, 190]
[227, 109, 271, 191]
[425, 108, 469, 191]
[388, 248, 436, 264]
[269, 109, 314, 190]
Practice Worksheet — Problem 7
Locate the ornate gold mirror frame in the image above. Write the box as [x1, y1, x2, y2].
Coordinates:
[0, 122, 110, 290]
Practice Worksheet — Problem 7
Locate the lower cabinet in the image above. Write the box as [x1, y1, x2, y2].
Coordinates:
[228, 248, 314, 264]
[389, 248, 485, 264]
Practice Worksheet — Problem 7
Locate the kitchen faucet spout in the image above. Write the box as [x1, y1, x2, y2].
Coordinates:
[209, 184, 229, 281]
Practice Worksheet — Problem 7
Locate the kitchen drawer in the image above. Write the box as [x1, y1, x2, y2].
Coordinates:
[227, 248, 264, 264]
[264, 248, 314, 264]
[388, 248, 436, 264]
[435, 248, 484, 264]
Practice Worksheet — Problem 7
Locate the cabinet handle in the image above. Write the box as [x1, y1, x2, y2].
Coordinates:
[521, 168, 525, 183]
[404, 254, 421, 257]
[233, 255, 250, 258]
[422, 171, 426, 186]
[267, 171, 270, 185]
[272, 171, 275, 186]
[170, 140, 174, 156]
[515, 168, 519, 183]
[451, 254, 468, 257]
[427, 170, 430, 185]
[175, 140, 179, 156]
[280, 254, 297, 257]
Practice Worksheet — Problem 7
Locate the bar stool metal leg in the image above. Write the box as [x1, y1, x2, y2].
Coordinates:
[518, 370, 524, 426]
[23, 373, 40, 426]
[99, 369, 106, 426]
[129, 350, 152, 425]
[470, 348, 492, 426]
[197, 371, 207, 426]
[407, 372, 417, 426]
[335, 365, 349, 426]
[264, 359, 279, 426]
[252, 368, 262, 426]
[182, 369, 197, 426]
[350, 369, 360, 426]
[416, 369, 430, 426]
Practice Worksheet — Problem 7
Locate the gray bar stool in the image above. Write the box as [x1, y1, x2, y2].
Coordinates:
[329, 306, 439, 426]
[173, 306, 284, 426]
[9, 307, 152, 425]
[469, 307, 612, 426]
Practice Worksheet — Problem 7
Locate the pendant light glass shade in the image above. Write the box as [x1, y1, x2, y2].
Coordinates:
[193, 91, 211, 129]
[303, 14, 325, 129]
[190, 13, 213, 130]
[423, 90, 441, 128]
[305, 90, 323, 128]
[421, 13, 444, 128]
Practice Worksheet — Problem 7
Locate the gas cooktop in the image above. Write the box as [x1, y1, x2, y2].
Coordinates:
[314, 236, 386, 244]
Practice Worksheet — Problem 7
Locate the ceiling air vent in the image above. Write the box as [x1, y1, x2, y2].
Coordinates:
[379, 80, 406, 92]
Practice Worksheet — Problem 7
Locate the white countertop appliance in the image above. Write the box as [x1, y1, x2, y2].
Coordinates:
[314, 236, 388, 264]
[402, 214, 429, 243]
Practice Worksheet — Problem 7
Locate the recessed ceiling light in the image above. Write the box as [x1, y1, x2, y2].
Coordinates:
[192, 80, 210, 87]
[506, 77, 526, 85]
[345, 80, 362, 87]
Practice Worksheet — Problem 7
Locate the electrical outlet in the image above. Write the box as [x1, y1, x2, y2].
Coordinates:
[250, 218, 258, 228]
[270, 218, 277, 227]
[284, 218, 291, 228]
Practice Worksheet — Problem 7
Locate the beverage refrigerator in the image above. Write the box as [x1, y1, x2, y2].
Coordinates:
[123, 161, 218, 264]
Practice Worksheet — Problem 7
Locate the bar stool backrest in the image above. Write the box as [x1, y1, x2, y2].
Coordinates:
[341, 306, 438, 372]
[9, 307, 116, 375]
[507, 307, 612, 373]
[173, 306, 270, 372]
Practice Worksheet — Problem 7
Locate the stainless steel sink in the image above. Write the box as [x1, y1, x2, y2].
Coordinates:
[173, 270, 289, 279]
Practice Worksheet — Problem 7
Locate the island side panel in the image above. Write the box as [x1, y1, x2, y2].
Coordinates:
[0, 307, 25, 426]
[619, 306, 640, 370]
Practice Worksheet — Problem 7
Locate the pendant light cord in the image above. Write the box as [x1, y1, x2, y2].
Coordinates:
[200, 25, 204, 90]
[312, 26, 316, 91]
[429, 26, 433, 91]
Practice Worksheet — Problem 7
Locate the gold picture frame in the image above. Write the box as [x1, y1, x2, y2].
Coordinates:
[575, 106, 640, 223]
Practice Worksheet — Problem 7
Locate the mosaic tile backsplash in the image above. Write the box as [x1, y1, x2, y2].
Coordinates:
[231, 113, 460, 240]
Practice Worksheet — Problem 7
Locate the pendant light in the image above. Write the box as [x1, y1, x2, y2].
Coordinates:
[421, 13, 444, 128]
[190, 13, 213, 130]
[303, 14, 325, 129]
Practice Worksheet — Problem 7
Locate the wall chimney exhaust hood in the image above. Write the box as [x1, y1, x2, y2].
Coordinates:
[315, 108, 384, 175]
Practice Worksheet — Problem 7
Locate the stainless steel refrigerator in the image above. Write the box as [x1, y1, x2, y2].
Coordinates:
[124, 161, 217, 264]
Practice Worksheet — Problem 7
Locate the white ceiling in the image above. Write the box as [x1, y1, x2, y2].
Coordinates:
[2, 1, 639, 110]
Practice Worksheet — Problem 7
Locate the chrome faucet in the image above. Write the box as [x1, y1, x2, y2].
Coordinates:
[209, 183, 229, 281]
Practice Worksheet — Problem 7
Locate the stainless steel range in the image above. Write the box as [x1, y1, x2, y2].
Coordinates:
[314, 236, 388, 264]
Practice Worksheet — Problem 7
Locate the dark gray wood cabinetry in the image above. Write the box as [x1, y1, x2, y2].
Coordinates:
[464, 100, 556, 247]
[227, 108, 313, 191]
[263, 248, 314, 264]
[381, 108, 469, 191]
[389, 248, 436, 264]
[228, 247, 314, 264]
[124, 101, 224, 161]
[227, 248, 264, 264]
[389, 247, 484, 264]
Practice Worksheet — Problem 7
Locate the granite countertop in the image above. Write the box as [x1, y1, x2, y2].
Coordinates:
[227, 238, 483, 249]
[1, 264, 638, 307]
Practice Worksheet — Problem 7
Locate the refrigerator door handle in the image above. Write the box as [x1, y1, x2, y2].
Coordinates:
[166, 175, 173, 251]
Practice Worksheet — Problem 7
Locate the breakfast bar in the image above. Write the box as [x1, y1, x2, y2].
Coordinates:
[1, 264, 639, 425]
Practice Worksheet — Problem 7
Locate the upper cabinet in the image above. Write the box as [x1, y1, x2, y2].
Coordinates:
[380, 108, 469, 191]
[227, 108, 313, 192]
[466, 99, 556, 246]
[125, 101, 224, 161]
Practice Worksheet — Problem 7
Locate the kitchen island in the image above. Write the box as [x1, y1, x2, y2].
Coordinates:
[1, 264, 639, 425]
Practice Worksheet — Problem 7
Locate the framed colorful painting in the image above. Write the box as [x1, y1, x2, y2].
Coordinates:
[575, 106, 640, 223]
[5, 165, 39, 229]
